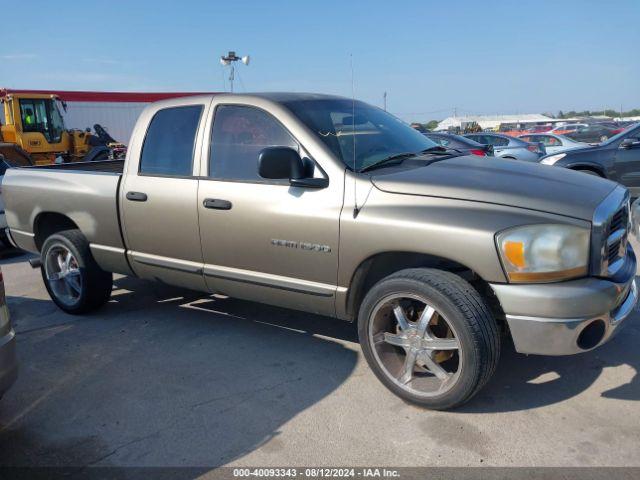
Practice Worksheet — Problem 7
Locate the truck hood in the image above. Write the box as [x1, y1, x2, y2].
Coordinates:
[370, 155, 617, 220]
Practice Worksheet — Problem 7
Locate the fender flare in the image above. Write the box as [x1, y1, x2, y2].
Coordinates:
[564, 162, 605, 177]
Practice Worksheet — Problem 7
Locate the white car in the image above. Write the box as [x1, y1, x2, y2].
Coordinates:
[518, 133, 586, 155]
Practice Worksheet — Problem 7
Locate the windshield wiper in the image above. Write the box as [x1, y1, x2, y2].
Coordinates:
[359, 146, 456, 173]
[359, 152, 418, 173]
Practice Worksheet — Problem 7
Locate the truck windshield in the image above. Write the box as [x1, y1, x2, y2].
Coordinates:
[283, 98, 437, 171]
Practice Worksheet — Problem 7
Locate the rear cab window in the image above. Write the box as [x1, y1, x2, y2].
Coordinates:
[139, 105, 203, 176]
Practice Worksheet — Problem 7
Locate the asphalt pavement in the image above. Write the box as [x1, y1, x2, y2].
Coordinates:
[0, 248, 638, 468]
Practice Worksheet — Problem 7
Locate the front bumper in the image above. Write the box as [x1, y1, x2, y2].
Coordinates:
[0, 327, 17, 397]
[490, 250, 637, 355]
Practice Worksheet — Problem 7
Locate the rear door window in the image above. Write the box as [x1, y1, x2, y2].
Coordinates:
[139, 105, 203, 176]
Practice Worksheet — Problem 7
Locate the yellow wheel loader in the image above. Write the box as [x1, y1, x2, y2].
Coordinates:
[0, 90, 125, 166]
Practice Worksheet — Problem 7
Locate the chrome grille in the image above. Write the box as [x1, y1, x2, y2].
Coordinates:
[591, 187, 630, 277]
[610, 207, 627, 233]
[606, 204, 629, 272]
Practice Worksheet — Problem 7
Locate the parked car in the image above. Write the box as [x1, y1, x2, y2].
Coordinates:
[424, 132, 493, 156]
[565, 124, 619, 143]
[525, 124, 552, 133]
[550, 123, 588, 136]
[497, 123, 529, 137]
[540, 123, 640, 197]
[518, 133, 586, 155]
[3, 93, 637, 410]
[464, 132, 545, 161]
[0, 267, 17, 400]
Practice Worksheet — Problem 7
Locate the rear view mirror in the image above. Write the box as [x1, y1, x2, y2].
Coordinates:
[258, 147, 305, 180]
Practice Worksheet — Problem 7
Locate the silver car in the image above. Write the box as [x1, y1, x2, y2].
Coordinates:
[518, 133, 586, 155]
[464, 132, 544, 162]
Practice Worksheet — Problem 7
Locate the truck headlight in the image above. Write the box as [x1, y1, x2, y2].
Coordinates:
[496, 224, 590, 283]
[540, 153, 566, 165]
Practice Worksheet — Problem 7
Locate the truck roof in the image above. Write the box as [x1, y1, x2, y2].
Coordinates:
[244, 92, 349, 102]
[141, 92, 352, 112]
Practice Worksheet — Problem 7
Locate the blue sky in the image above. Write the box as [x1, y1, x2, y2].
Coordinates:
[2, 0, 639, 121]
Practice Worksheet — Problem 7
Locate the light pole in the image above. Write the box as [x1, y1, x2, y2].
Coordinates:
[220, 51, 250, 93]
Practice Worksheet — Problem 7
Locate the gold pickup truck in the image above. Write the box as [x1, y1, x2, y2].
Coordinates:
[2, 93, 637, 409]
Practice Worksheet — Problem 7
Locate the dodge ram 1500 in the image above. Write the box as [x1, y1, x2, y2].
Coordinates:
[3, 93, 637, 409]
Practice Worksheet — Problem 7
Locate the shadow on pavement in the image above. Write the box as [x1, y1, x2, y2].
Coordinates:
[0, 276, 358, 467]
[459, 320, 640, 413]
[0, 250, 31, 265]
[1, 271, 638, 466]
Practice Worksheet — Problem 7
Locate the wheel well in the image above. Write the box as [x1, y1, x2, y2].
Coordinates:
[502, 155, 516, 160]
[569, 165, 604, 177]
[34, 213, 79, 251]
[345, 252, 503, 322]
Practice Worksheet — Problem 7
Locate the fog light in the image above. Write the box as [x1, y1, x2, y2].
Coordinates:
[577, 320, 606, 350]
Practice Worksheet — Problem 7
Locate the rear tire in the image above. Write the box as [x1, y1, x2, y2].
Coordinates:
[40, 230, 112, 314]
[358, 268, 500, 410]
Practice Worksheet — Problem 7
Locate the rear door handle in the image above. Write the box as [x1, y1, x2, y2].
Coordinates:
[126, 191, 148, 202]
[203, 198, 232, 210]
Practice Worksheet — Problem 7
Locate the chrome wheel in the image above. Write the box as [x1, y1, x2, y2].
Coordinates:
[44, 245, 83, 306]
[368, 293, 462, 397]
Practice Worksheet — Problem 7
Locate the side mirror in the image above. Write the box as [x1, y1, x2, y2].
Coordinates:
[258, 147, 328, 188]
[620, 138, 640, 150]
[259, 147, 305, 180]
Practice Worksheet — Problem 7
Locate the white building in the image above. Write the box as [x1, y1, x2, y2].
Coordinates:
[4, 89, 214, 144]
[435, 113, 555, 131]
[614, 116, 640, 122]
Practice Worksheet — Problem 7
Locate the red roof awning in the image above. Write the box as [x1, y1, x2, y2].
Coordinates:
[0, 89, 218, 103]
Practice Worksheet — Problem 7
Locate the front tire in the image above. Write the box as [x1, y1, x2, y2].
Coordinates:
[41, 230, 113, 314]
[358, 268, 500, 410]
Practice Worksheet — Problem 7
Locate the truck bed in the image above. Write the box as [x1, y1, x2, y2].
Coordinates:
[2, 162, 127, 269]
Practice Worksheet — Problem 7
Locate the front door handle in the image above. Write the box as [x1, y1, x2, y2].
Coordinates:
[203, 198, 232, 210]
[126, 191, 148, 202]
